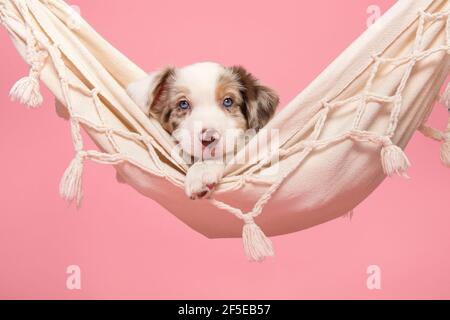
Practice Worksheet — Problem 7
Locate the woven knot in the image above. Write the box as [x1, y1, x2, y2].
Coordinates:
[320, 99, 331, 109]
[75, 150, 87, 162]
[91, 88, 100, 97]
[243, 215, 255, 225]
[27, 50, 47, 68]
[29, 68, 42, 79]
[240, 174, 250, 184]
[371, 54, 380, 62]
[419, 10, 432, 20]
[380, 136, 393, 148]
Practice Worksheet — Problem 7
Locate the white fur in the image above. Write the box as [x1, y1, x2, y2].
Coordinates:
[184, 160, 225, 200]
[126, 72, 159, 114]
[173, 62, 243, 160]
[127, 62, 246, 199]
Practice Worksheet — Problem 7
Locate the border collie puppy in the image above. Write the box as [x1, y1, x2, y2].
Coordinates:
[127, 62, 279, 199]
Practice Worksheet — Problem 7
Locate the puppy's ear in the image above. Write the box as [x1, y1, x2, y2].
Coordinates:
[230, 65, 279, 131]
[126, 66, 175, 116]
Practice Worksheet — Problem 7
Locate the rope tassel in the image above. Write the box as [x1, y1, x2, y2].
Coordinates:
[242, 216, 274, 262]
[9, 14, 47, 109]
[380, 137, 411, 178]
[59, 152, 86, 207]
[11, 49, 48, 108]
[9, 74, 43, 108]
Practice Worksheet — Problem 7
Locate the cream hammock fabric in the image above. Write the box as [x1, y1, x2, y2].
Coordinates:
[1, 0, 450, 261]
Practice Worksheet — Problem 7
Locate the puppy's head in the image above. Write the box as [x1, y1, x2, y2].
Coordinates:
[127, 62, 279, 160]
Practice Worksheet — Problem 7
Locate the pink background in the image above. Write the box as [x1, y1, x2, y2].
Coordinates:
[1, 0, 449, 299]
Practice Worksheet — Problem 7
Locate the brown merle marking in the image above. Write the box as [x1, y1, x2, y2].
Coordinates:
[227, 65, 279, 131]
[148, 67, 190, 133]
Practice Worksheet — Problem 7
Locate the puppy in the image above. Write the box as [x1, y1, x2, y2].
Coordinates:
[127, 62, 279, 199]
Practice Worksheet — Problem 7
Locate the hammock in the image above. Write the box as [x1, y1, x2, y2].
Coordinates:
[1, 0, 450, 262]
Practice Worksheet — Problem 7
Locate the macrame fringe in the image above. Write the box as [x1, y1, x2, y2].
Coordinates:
[242, 218, 274, 262]
[9, 75, 43, 108]
[381, 141, 411, 178]
[59, 153, 85, 207]
[9, 20, 47, 109]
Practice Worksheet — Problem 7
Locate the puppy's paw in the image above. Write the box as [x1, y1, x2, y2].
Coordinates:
[185, 162, 224, 200]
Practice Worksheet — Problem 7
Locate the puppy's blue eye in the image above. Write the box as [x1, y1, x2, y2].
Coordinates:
[223, 98, 233, 108]
[178, 100, 190, 110]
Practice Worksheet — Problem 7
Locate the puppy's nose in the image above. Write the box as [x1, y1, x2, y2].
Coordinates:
[200, 128, 220, 147]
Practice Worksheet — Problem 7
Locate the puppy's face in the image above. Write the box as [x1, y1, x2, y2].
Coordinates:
[127, 62, 279, 161]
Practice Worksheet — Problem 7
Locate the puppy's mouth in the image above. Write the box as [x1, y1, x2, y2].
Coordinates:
[173, 128, 239, 160]
[200, 129, 221, 157]
[201, 138, 218, 158]
[201, 137, 217, 148]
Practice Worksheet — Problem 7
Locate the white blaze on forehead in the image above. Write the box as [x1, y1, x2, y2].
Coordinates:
[176, 62, 231, 131]
[171, 62, 246, 160]
[175, 62, 223, 104]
